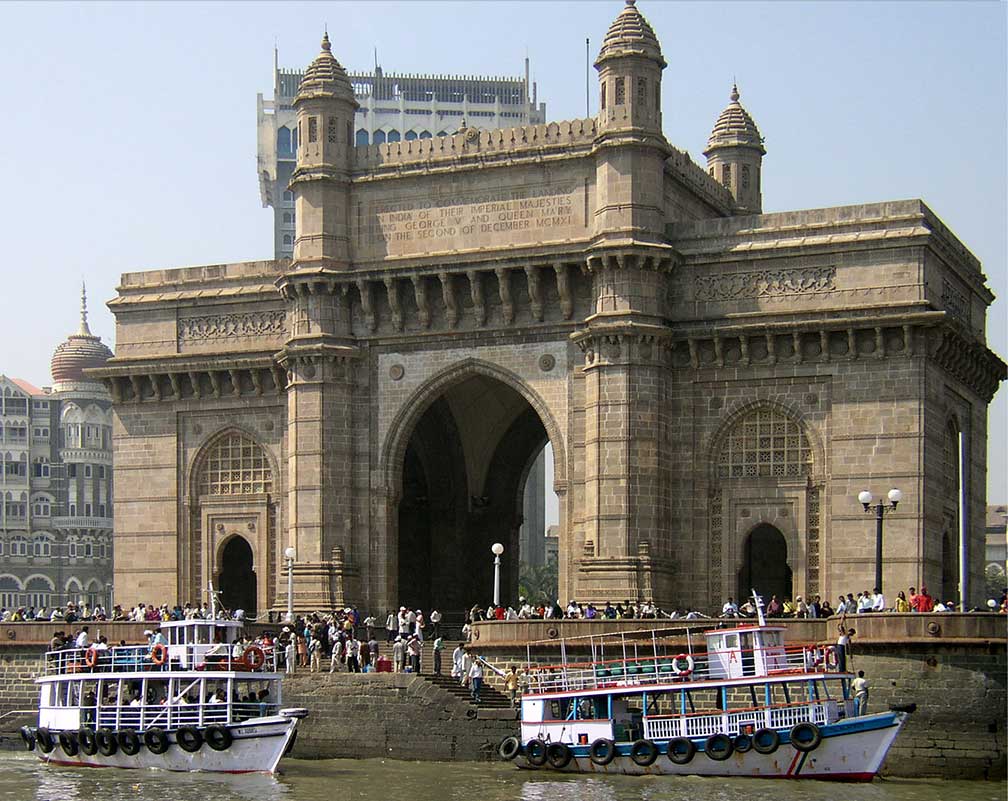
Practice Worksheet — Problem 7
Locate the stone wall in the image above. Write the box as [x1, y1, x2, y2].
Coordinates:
[281, 672, 516, 761]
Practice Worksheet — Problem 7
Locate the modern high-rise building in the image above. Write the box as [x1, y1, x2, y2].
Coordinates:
[0, 287, 114, 613]
[257, 53, 547, 261]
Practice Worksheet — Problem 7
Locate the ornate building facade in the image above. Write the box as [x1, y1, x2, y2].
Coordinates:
[98, 1, 1004, 617]
[0, 288, 114, 612]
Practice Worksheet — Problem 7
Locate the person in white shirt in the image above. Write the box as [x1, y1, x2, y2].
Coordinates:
[871, 589, 886, 613]
[451, 643, 466, 681]
[852, 670, 870, 715]
[386, 611, 397, 643]
[721, 598, 739, 617]
[329, 637, 344, 673]
[74, 627, 90, 649]
[856, 592, 873, 614]
[468, 658, 484, 703]
[429, 609, 442, 639]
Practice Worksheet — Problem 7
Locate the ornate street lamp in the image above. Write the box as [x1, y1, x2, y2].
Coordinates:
[857, 488, 903, 593]
[491, 542, 504, 607]
[284, 546, 296, 622]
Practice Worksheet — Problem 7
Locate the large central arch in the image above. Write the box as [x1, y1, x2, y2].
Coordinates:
[383, 361, 565, 614]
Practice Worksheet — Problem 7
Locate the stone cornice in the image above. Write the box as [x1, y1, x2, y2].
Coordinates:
[928, 321, 1006, 403]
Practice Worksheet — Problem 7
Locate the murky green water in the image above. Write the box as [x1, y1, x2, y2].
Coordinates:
[1, 753, 1002, 801]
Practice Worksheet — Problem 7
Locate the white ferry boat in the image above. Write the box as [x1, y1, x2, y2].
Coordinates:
[498, 599, 911, 781]
[19, 614, 307, 773]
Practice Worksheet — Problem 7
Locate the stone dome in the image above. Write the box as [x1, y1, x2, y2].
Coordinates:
[596, 0, 666, 68]
[50, 285, 113, 384]
[295, 32, 356, 102]
[705, 84, 765, 154]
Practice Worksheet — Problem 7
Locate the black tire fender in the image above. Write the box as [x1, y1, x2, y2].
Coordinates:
[175, 726, 203, 753]
[58, 730, 78, 756]
[35, 727, 55, 754]
[19, 726, 36, 752]
[789, 722, 822, 752]
[629, 739, 658, 767]
[525, 738, 547, 767]
[667, 736, 696, 765]
[546, 741, 572, 769]
[144, 727, 170, 754]
[78, 726, 98, 756]
[752, 727, 780, 755]
[117, 729, 141, 756]
[733, 733, 753, 753]
[704, 733, 734, 761]
[497, 736, 521, 761]
[205, 724, 233, 752]
[589, 737, 616, 766]
[96, 728, 118, 756]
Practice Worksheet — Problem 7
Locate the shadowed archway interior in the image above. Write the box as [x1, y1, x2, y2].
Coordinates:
[737, 523, 792, 606]
[397, 375, 548, 613]
[218, 535, 257, 616]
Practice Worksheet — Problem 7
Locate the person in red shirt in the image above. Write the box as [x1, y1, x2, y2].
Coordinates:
[912, 586, 934, 612]
[494, 605, 505, 621]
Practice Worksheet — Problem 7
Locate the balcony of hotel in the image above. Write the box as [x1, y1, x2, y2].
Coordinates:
[51, 516, 114, 530]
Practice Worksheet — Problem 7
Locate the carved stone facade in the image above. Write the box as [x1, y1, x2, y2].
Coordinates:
[95, 2, 1004, 616]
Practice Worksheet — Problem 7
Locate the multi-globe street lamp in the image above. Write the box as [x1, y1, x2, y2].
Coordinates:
[857, 488, 903, 594]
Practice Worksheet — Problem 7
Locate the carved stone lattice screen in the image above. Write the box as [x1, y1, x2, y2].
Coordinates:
[716, 408, 812, 479]
[197, 433, 273, 496]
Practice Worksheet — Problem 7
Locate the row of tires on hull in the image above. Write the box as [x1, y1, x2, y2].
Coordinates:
[21, 724, 234, 757]
[499, 723, 823, 769]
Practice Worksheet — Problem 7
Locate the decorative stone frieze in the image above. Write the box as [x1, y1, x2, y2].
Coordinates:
[694, 265, 835, 301]
[177, 310, 287, 344]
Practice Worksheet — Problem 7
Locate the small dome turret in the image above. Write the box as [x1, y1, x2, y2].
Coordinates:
[50, 283, 113, 384]
[295, 32, 355, 103]
[596, 0, 666, 69]
[704, 83, 766, 214]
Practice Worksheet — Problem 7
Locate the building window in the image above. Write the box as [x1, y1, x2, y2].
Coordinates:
[99, 466, 105, 479]
[197, 432, 274, 496]
[68, 503, 76, 516]
[327, 116, 337, 144]
[277, 125, 292, 155]
[0, 541, 4, 557]
[601, 82, 606, 110]
[615, 77, 625, 105]
[33, 458, 49, 478]
[98, 504, 106, 517]
[372, 130, 387, 145]
[716, 407, 813, 479]
[308, 117, 318, 143]
[32, 500, 50, 516]
[282, 190, 294, 203]
[404, 131, 418, 141]
[68, 539, 78, 558]
[741, 164, 750, 189]
[709, 166, 715, 177]
[722, 163, 731, 187]
[9, 536, 28, 557]
[637, 77, 647, 105]
[84, 503, 92, 517]
[387, 130, 401, 143]
[33, 537, 51, 558]
[84, 540, 94, 558]
[282, 235, 292, 246]
[355, 129, 370, 146]
[84, 465, 92, 478]
[68, 464, 77, 478]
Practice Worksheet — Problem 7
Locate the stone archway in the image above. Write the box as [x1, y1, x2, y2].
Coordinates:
[394, 373, 551, 613]
[737, 523, 792, 606]
[218, 535, 257, 616]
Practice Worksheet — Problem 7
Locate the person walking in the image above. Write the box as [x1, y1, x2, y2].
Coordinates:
[386, 610, 397, 643]
[346, 635, 361, 673]
[308, 636, 322, 672]
[392, 636, 406, 673]
[429, 608, 442, 639]
[503, 665, 519, 707]
[284, 636, 296, 675]
[432, 636, 443, 675]
[451, 642, 466, 682]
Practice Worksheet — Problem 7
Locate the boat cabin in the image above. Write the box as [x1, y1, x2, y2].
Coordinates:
[160, 619, 245, 669]
[704, 625, 788, 680]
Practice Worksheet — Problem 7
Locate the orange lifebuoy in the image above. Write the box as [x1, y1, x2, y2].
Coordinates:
[150, 643, 168, 665]
[84, 648, 98, 668]
[243, 645, 266, 670]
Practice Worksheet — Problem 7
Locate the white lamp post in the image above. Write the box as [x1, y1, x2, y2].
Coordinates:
[284, 546, 296, 622]
[491, 542, 504, 607]
[857, 488, 902, 593]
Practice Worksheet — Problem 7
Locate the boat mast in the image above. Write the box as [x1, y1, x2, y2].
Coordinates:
[752, 588, 767, 627]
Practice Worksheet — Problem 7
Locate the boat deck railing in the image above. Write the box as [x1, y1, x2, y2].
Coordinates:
[643, 699, 842, 741]
[40, 699, 281, 731]
[525, 643, 840, 696]
[41, 644, 278, 677]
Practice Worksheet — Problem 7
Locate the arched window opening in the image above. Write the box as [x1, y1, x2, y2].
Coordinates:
[404, 130, 418, 141]
[372, 130, 387, 145]
[196, 433, 273, 496]
[355, 128, 370, 146]
[418, 131, 432, 139]
[387, 130, 401, 142]
[277, 126, 292, 155]
[716, 407, 812, 479]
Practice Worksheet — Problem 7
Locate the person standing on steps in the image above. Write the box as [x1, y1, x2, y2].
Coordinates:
[451, 642, 466, 682]
[468, 657, 484, 704]
[503, 665, 519, 707]
[432, 635, 444, 675]
[392, 636, 405, 673]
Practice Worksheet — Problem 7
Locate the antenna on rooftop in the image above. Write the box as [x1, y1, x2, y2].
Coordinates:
[585, 38, 590, 117]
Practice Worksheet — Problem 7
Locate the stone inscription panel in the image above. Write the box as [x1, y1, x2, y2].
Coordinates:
[355, 180, 586, 261]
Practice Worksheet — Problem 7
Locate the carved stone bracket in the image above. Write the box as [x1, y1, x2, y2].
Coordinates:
[495, 267, 514, 325]
[411, 275, 431, 329]
[356, 280, 376, 332]
[384, 277, 403, 331]
[525, 265, 543, 322]
[467, 270, 486, 327]
[554, 263, 573, 320]
[439, 272, 458, 328]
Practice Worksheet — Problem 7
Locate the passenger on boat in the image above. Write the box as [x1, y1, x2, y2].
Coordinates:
[853, 670, 870, 715]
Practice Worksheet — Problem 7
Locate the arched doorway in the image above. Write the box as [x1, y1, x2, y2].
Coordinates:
[395, 373, 552, 614]
[737, 524, 792, 606]
[218, 536, 257, 616]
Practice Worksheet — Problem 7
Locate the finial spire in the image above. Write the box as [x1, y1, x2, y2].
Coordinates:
[625, 0, 636, 6]
[321, 30, 331, 52]
[78, 281, 93, 336]
[730, 82, 740, 103]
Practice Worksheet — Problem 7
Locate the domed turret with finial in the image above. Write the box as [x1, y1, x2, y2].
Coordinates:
[703, 83, 766, 213]
[50, 282, 113, 387]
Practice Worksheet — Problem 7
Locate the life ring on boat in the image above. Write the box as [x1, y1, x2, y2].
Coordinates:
[525, 738, 548, 767]
[19, 726, 36, 751]
[78, 726, 98, 756]
[84, 648, 99, 669]
[789, 722, 822, 752]
[498, 736, 521, 761]
[752, 727, 780, 755]
[175, 726, 203, 753]
[667, 736, 696, 765]
[35, 727, 55, 754]
[629, 739, 658, 767]
[589, 738, 616, 766]
[546, 742, 572, 769]
[144, 727, 170, 754]
[150, 643, 169, 666]
[704, 733, 734, 761]
[205, 724, 233, 751]
[733, 733, 753, 753]
[58, 730, 79, 756]
[671, 653, 694, 678]
[242, 646, 266, 671]
[117, 729, 141, 756]
[96, 727, 118, 756]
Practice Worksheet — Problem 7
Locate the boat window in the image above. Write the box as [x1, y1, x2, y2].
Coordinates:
[725, 633, 739, 649]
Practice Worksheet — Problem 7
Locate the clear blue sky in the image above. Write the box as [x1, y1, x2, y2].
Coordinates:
[0, 0, 1005, 499]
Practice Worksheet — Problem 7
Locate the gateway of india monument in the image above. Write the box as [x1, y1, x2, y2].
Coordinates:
[96, 1, 1004, 617]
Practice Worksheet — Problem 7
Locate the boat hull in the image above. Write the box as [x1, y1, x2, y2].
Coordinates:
[515, 711, 905, 781]
[33, 715, 299, 774]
